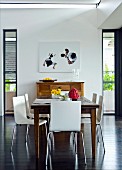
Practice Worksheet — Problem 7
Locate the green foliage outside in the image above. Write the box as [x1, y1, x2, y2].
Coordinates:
[5, 80, 10, 92]
[103, 64, 115, 91]
[5, 79, 16, 92]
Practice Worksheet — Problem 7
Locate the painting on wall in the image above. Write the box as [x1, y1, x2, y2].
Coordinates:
[38, 41, 80, 72]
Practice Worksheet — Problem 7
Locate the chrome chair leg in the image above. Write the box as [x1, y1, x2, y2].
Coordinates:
[99, 124, 105, 154]
[75, 153, 78, 170]
[50, 132, 54, 149]
[45, 122, 48, 137]
[46, 133, 50, 166]
[81, 132, 87, 165]
[11, 125, 16, 152]
[70, 132, 75, 142]
[11, 151, 15, 170]
[46, 141, 49, 166]
[70, 132, 78, 154]
[26, 124, 30, 142]
[96, 125, 100, 143]
[75, 132, 78, 154]
[46, 132, 52, 167]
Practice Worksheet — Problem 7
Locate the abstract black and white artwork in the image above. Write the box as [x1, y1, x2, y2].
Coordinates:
[38, 41, 80, 72]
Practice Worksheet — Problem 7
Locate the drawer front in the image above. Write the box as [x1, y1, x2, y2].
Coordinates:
[50, 85, 70, 91]
[39, 84, 50, 90]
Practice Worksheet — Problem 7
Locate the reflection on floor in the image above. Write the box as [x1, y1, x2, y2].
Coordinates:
[0, 115, 122, 170]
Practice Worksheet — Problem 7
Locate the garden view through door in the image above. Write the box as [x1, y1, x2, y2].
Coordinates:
[103, 31, 115, 114]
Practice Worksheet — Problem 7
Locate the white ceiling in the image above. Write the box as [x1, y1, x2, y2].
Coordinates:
[99, 3, 122, 29]
[0, 0, 101, 4]
[1, 0, 122, 29]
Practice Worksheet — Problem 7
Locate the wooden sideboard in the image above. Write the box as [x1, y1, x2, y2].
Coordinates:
[36, 81, 84, 97]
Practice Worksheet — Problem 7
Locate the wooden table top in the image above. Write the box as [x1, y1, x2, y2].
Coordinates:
[31, 96, 99, 109]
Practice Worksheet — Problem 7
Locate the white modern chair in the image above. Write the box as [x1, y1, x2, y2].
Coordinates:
[24, 93, 50, 121]
[96, 95, 105, 153]
[11, 95, 47, 151]
[46, 100, 86, 168]
[81, 93, 97, 120]
[92, 93, 97, 103]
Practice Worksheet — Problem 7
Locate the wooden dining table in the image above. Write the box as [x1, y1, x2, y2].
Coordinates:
[31, 96, 99, 159]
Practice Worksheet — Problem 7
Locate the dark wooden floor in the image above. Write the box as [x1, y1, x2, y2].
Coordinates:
[0, 115, 122, 170]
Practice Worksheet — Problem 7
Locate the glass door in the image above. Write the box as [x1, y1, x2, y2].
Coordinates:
[103, 31, 115, 114]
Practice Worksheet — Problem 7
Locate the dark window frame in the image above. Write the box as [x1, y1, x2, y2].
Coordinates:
[3, 29, 17, 114]
[102, 28, 122, 117]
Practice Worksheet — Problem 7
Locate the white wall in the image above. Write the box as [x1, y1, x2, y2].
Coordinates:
[0, 5, 114, 115]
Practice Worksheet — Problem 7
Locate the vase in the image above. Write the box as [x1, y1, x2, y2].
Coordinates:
[52, 94, 59, 99]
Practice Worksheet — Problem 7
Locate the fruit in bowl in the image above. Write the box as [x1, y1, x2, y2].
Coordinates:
[43, 77, 52, 80]
[39, 78, 57, 82]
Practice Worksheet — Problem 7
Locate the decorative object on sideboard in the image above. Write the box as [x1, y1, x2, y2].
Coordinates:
[69, 88, 80, 101]
[72, 69, 80, 80]
[51, 88, 70, 101]
[39, 77, 57, 82]
[51, 88, 61, 99]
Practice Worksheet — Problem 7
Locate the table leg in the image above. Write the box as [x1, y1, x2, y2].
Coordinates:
[34, 109, 40, 159]
[91, 108, 96, 159]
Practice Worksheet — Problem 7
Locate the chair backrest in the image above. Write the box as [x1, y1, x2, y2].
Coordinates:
[50, 101, 81, 132]
[24, 93, 31, 116]
[96, 95, 103, 123]
[13, 95, 29, 124]
[92, 93, 97, 103]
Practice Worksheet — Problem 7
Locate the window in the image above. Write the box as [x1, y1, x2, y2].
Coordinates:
[102, 31, 115, 114]
[3, 30, 17, 114]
